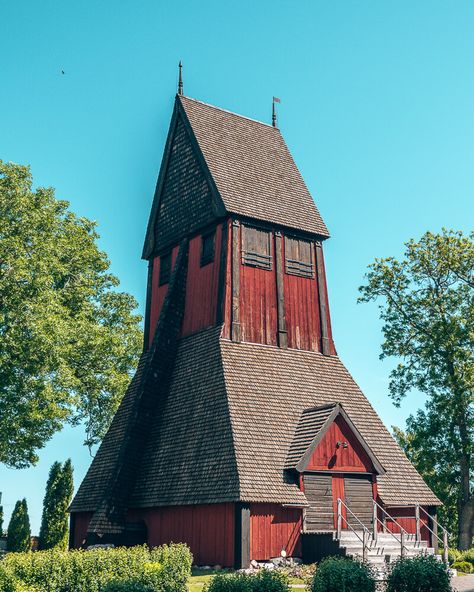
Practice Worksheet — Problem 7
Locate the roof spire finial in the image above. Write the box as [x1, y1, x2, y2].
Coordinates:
[272, 96, 281, 128]
[178, 61, 183, 96]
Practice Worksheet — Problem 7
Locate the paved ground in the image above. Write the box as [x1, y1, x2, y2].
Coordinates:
[452, 575, 474, 592]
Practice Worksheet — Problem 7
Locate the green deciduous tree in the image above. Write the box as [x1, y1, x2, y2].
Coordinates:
[359, 229, 473, 549]
[39, 459, 74, 549]
[6, 499, 31, 552]
[0, 161, 143, 468]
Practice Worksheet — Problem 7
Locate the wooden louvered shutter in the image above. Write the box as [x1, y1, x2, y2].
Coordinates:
[241, 225, 272, 270]
[344, 475, 373, 530]
[285, 237, 314, 278]
[303, 474, 334, 531]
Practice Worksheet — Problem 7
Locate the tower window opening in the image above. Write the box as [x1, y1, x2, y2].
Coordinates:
[241, 225, 272, 270]
[285, 237, 314, 278]
[200, 230, 215, 267]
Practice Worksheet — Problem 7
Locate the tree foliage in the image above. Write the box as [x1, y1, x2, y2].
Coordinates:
[0, 161, 143, 468]
[359, 229, 474, 549]
[39, 459, 74, 550]
[0, 504, 4, 535]
[7, 499, 31, 552]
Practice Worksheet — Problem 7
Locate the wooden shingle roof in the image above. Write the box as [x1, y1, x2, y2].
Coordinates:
[142, 95, 329, 258]
[221, 338, 439, 506]
[71, 329, 439, 514]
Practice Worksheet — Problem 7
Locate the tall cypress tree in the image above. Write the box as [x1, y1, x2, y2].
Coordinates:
[6, 499, 31, 552]
[39, 459, 74, 550]
[0, 504, 4, 536]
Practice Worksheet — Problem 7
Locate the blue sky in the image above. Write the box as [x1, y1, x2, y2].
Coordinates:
[0, 0, 473, 534]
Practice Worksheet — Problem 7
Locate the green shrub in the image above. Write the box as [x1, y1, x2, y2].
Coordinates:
[460, 548, 474, 566]
[445, 548, 461, 565]
[150, 544, 192, 592]
[0, 565, 16, 592]
[103, 581, 153, 592]
[452, 561, 473, 574]
[311, 557, 375, 592]
[386, 554, 452, 592]
[1, 544, 192, 592]
[205, 570, 289, 592]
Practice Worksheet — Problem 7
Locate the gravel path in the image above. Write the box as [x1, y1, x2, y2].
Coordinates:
[452, 575, 474, 592]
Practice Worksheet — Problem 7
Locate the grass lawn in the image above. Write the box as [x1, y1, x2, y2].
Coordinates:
[188, 569, 306, 591]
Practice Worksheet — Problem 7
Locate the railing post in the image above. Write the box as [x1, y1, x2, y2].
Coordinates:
[362, 529, 368, 562]
[372, 500, 378, 543]
[443, 530, 449, 565]
[400, 529, 405, 558]
[415, 504, 421, 544]
[337, 498, 342, 540]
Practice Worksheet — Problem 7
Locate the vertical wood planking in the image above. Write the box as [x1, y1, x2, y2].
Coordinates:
[231, 220, 242, 341]
[249, 504, 302, 560]
[127, 503, 235, 567]
[181, 224, 221, 336]
[274, 231, 288, 348]
[305, 416, 375, 472]
[240, 232, 278, 346]
[148, 246, 180, 346]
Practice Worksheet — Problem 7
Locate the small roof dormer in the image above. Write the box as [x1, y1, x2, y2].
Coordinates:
[286, 403, 386, 475]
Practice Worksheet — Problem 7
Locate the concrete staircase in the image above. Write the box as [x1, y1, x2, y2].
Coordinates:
[337, 530, 437, 575]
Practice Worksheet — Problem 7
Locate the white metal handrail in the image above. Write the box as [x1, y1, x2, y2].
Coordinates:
[336, 498, 372, 561]
[416, 505, 449, 565]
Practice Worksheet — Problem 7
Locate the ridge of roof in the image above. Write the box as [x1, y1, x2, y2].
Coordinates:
[178, 95, 275, 129]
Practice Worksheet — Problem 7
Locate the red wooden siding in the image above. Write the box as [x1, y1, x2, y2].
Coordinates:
[331, 475, 346, 528]
[148, 246, 179, 346]
[306, 416, 375, 473]
[222, 220, 233, 339]
[319, 246, 336, 355]
[181, 225, 222, 337]
[240, 232, 278, 346]
[70, 512, 93, 548]
[249, 504, 302, 560]
[127, 504, 235, 567]
[283, 238, 321, 351]
[384, 506, 431, 543]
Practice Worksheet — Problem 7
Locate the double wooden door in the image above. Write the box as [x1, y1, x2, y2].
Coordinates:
[303, 473, 374, 532]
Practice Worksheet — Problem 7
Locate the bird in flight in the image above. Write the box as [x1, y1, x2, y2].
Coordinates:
[61, 70, 65, 75]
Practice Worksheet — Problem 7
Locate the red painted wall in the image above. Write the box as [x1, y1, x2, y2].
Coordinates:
[240, 234, 278, 346]
[331, 475, 346, 528]
[306, 416, 375, 473]
[70, 512, 93, 548]
[148, 246, 179, 346]
[384, 506, 431, 543]
[181, 225, 222, 337]
[249, 504, 302, 560]
[127, 503, 235, 567]
[283, 240, 321, 351]
[319, 246, 336, 355]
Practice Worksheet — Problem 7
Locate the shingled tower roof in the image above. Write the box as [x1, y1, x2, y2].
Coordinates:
[143, 96, 329, 258]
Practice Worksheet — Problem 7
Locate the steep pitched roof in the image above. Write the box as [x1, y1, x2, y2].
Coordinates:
[220, 339, 440, 507]
[143, 95, 329, 257]
[71, 331, 439, 514]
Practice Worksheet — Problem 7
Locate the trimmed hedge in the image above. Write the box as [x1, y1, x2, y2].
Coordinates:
[311, 557, 376, 592]
[204, 570, 290, 592]
[386, 554, 452, 592]
[0, 544, 192, 592]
